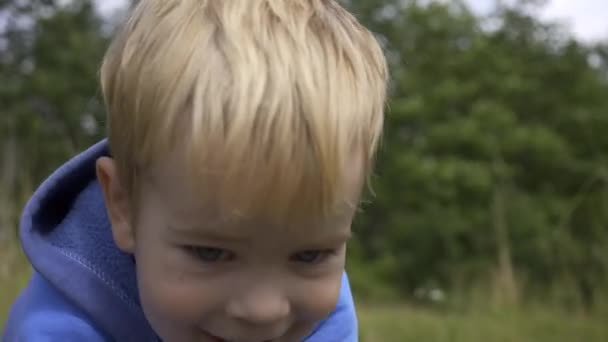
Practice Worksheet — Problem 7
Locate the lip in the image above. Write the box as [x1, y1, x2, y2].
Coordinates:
[210, 335, 225, 342]
[210, 337, 273, 342]
[204, 331, 273, 342]
[202, 330, 226, 342]
[205, 332, 261, 342]
[202, 327, 278, 342]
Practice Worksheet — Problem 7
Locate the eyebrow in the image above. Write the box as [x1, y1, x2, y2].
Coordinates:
[167, 225, 353, 245]
[318, 231, 352, 244]
[167, 224, 252, 242]
[292, 229, 354, 247]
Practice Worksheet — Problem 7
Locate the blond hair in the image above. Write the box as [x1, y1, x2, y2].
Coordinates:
[100, 0, 387, 221]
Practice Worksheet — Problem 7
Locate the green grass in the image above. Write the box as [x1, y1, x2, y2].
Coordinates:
[2, 244, 608, 341]
[0, 242, 31, 330]
[358, 302, 608, 342]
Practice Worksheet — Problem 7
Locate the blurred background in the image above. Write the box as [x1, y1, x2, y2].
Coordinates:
[1, 0, 607, 340]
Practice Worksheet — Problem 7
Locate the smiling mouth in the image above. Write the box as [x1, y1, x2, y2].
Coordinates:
[206, 332, 269, 342]
[206, 332, 273, 342]
[209, 335, 222, 342]
[206, 331, 226, 342]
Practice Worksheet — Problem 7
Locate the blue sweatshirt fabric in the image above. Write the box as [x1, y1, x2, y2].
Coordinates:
[2, 140, 358, 341]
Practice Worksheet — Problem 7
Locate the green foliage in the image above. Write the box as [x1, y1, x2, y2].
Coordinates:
[346, 0, 608, 310]
[1, 0, 108, 216]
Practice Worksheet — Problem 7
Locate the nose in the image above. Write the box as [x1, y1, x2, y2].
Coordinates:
[226, 283, 291, 325]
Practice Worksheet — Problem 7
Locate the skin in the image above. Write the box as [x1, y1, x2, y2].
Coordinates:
[96, 152, 363, 342]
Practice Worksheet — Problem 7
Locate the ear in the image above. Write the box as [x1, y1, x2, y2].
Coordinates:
[96, 157, 136, 253]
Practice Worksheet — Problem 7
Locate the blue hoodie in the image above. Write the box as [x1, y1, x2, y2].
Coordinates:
[3, 140, 358, 341]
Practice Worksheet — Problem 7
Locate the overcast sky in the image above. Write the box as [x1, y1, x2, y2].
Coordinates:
[96, 0, 608, 42]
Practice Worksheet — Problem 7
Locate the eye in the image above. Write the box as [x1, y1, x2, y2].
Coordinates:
[185, 246, 233, 262]
[291, 250, 335, 264]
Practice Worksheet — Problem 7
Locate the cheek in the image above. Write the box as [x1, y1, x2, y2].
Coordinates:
[134, 238, 223, 338]
[137, 264, 197, 322]
[292, 272, 344, 321]
[294, 253, 348, 320]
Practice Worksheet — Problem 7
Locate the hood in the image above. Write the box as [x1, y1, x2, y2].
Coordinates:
[19, 140, 157, 340]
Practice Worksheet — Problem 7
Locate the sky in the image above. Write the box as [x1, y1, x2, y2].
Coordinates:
[466, 0, 608, 42]
[96, 0, 608, 42]
[538, 0, 608, 42]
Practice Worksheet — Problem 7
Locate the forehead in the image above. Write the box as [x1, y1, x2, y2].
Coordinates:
[140, 149, 365, 230]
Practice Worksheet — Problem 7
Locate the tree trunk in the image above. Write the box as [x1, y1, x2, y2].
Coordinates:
[492, 166, 518, 306]
[0, 131, 18, 241]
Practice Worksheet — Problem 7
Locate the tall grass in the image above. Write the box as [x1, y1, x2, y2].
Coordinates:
[0, 242, 31, 331]
[357, 301, 608, 342]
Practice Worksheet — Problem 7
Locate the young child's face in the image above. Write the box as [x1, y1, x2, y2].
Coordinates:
[101, 153, 361, 341]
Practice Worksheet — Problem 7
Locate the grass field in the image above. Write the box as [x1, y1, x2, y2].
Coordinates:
[2, 242, 607, 341]
[357, 303, 608, 342]
[0, 242, 31, 330]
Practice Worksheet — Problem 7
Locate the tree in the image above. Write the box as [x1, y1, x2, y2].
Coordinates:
[346, 0, 608, 311]
[0, 0, 108, 236]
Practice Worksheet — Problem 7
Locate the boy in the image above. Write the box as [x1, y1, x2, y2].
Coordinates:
[3, 0, 387, 340]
